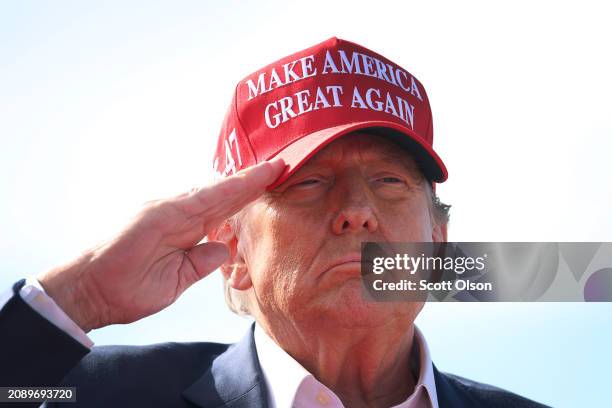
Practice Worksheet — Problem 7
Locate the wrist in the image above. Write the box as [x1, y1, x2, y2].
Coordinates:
[38, 257, 101, 333]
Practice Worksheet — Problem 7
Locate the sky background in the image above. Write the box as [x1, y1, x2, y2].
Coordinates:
[1, 1, 611, 407]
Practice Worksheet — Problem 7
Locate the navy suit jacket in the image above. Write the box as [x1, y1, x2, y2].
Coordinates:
[1, 279, 551, 407]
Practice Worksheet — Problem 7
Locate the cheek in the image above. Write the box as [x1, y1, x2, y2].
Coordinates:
[267, 202, 328, 254]
[243, 204, 322, 308]
[379, 196, 433, 241]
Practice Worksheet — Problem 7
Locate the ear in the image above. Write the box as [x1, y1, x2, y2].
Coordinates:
[432, 221, 448, 243]
[209, 221, 252, 291]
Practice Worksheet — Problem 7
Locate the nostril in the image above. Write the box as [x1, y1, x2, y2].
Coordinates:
[342, 220, 349, 230]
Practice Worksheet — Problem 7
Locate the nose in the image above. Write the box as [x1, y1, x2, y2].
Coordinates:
[331, 179, 379, 235]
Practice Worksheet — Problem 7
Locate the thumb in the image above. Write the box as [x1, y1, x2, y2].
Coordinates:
[184, 241, 230, 282]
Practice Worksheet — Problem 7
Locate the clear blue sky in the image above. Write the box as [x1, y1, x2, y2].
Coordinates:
[1, 2, 611, 407]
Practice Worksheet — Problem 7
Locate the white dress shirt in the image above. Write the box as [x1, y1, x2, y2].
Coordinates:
[254, 323, 439, 408]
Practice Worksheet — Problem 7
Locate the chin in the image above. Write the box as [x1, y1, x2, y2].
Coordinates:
[302, 280, 418, 329]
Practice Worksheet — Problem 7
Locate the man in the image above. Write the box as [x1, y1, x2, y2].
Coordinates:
[0, 37, 549, 407]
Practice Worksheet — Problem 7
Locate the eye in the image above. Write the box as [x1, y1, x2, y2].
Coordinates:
[379, 176, 402, 183]
[290, 178, 322, 189]
[297, 179, 320, 185]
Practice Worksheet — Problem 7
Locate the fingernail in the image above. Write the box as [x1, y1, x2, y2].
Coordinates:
[252, 158, 285, 182]
[268, 157, 286, 172]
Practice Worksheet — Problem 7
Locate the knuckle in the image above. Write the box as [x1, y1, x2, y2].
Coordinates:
[139, 199, 175, 222]
[141, 199, 160, 209]
[188, 186, 202, 196]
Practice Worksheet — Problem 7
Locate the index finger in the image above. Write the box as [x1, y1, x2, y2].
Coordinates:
[172, 157, 286, 219]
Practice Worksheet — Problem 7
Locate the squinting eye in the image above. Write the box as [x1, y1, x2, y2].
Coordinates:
[294, 179, 320, 187]
[379, 177, 402, 183]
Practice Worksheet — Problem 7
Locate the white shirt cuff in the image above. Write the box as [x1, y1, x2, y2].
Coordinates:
[19, 277, 94, 349]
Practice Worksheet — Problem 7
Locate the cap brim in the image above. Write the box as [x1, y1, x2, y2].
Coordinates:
[265, 120, 448, 191]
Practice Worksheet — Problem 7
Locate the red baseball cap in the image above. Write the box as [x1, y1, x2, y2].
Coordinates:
[212, 37, 447, 191]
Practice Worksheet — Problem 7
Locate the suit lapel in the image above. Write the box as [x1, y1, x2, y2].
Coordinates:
[183, 326, 480, 408]
[433, 363, 479, 408]
[182, 324, 269, 408]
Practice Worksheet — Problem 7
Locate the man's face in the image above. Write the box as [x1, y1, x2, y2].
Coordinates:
[230, 132, 445, 329]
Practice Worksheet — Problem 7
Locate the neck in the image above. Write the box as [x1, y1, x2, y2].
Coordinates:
[256, 316, 418, 408]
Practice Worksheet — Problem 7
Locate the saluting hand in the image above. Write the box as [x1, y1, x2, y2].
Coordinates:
[38, 159, 285, 332]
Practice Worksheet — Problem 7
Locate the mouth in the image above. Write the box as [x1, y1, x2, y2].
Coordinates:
[320, 253, 374, 278]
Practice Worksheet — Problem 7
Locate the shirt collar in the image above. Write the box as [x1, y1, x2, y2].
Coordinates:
[254, 323, 314, 408]
[254, 323, 439, 408]
[413, 325, 440, 408]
